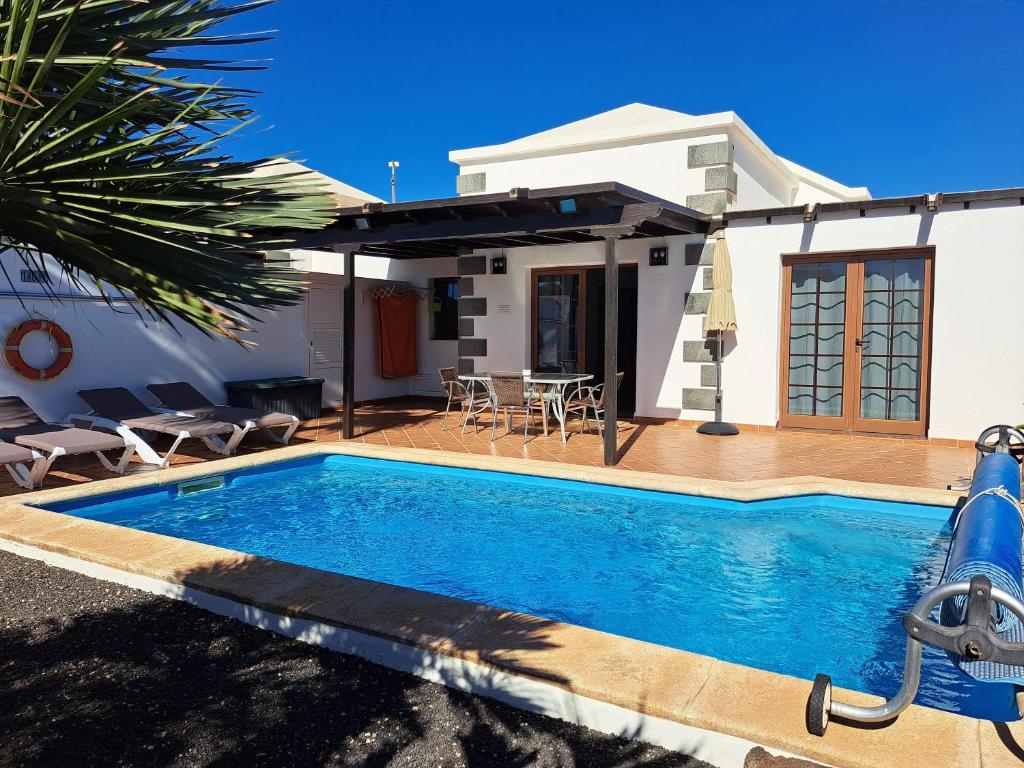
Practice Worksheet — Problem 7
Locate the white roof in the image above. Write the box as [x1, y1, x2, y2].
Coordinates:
[780, 157, 871, 202]
[450, 103, 869, 202]
[249, 159, 382, 208]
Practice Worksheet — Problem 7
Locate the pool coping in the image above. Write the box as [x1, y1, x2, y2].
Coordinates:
[2, 442, 1019, 768]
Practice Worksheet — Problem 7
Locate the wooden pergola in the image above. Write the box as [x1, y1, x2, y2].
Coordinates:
[290, 182, 710, 465]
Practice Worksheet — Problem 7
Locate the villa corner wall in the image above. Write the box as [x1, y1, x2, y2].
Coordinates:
[442, 200, 1023, 441]
[721, 199, 1024, 440]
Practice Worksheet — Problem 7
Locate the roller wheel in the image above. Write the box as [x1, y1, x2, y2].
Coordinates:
[806, 673, 832, 736]
[975, 425, 1024, 463]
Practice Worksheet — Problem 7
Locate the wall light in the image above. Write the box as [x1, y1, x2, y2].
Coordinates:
[491, 254, 507, 275]
[354, 217, 370, 230]
[649, 246, 668, 267]
[558, 198, 577, 215]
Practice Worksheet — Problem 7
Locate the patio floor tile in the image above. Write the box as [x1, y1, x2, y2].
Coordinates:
[0, 398, 976, 498]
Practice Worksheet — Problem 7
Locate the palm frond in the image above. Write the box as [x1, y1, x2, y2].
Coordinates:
[0, 0, 337, 338]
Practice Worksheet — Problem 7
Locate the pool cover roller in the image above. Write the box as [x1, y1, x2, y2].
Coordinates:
[806, 425, 1024, 735]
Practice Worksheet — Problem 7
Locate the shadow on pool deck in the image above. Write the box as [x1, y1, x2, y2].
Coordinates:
[0, 550, 717, 768]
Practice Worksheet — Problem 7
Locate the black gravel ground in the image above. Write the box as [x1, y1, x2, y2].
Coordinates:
[0, 550, 717, 768]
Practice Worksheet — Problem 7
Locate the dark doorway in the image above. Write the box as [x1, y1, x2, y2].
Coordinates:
[531, 265, 638, 416]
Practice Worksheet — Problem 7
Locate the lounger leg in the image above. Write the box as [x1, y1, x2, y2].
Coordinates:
[262, 419, 299, 445]
[95, 444, 137, 475]
[273, 418, 299, 445]
[4, 460, 36, 489]
[161, 433, 190, 467]
[31, 448, 63, 488]
[202, 425, 247, 456]
[4, 450, 56, 490]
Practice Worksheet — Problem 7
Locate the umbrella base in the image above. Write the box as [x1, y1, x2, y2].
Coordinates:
[696, 421, 739, 436]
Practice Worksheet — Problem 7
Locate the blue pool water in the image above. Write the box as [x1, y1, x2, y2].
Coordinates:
[49, 455, 1018, 721]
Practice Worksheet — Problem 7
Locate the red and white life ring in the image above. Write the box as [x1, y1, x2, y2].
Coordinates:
[3, 319, 74, 381]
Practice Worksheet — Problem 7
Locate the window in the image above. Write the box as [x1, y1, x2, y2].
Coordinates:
[431, 277, 460, 340]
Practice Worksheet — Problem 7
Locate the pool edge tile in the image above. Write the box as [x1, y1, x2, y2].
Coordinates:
[444, 608, 720, 722]
[684, 657, 981, 768]
[8, 441, 963, 510]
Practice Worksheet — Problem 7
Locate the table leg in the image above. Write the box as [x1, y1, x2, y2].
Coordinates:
[554, 383, 568, 443]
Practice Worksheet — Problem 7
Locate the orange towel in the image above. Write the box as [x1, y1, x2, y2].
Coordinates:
[376, 292, 418, 379]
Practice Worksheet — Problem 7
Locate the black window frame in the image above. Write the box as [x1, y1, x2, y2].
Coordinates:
[431, 277, 460, 341]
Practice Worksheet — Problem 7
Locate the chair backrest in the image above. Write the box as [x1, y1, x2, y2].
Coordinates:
[438, 366, 459, 396]
[0, 396, 45, 432]
[147, 382, 214, 410]
[594, 372, 625, 408]
[490, 374, 526, 407]
[78, 387, 152, 420]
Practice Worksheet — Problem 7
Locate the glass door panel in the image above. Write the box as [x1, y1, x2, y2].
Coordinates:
[785, 261, 848, 421]
[535, 272, 581, 373]
[856, 258, 926, 426]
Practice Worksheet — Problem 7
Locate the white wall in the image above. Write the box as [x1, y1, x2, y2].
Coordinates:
[461, 200, 1024, 440]
[730, 132, 797, 209]
[720, 199, 1024, 439]
[0, 250, 461, 421]
[351, 256, 460, 401]
[467, 235, 704, 420]
[460, 129, 795, 210]
[0, 277, 307, 423]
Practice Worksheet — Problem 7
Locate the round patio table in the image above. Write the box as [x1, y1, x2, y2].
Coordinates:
[459, 372, 593, 443]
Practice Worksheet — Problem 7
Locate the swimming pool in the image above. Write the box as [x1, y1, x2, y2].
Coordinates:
[47, 454, 1017, 721]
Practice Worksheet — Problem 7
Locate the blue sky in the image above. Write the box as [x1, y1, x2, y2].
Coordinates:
[219, 0, 1024, 202]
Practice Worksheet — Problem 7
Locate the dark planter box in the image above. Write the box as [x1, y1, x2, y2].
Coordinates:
[224, 376, 325, 421]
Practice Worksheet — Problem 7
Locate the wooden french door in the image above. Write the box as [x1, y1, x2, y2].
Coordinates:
[779, 247, 934, 435]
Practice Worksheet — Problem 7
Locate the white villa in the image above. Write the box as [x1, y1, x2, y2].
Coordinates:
[2, 103, 1022, 451]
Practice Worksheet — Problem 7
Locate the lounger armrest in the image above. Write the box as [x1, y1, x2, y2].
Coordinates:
[66, 413, 139, 438]
[66, 412, 98, 429]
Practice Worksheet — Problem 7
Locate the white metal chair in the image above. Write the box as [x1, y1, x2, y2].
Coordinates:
[438, 367, 490, 432]
[564, 372, 624, 437]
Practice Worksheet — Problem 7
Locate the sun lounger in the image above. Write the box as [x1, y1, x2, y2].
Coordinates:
[71, 387, 243, 468]
[0, 440, 45, 489]
[0, 396, 135, 489]
[146, 382, 299, 445]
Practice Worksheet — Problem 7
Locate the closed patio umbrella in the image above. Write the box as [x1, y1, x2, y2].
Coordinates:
[697, 230, 739, 436]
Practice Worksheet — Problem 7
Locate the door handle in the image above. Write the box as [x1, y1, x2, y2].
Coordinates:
[854, 338, 864, 348]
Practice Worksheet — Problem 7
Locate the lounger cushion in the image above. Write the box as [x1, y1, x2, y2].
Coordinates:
[78, 387, 235, 439]
[182, 406, 295, 429]
[0, 396, 46, 432]
[0, 440, 35, 465]
[148, 383, 293, 429]
[121, 413, 236, 438]
[147, 382, 213, 411]
[13, 427, 126, 455]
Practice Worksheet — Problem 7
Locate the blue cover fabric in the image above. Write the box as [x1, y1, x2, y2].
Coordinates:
[940, 452, 1024, 684]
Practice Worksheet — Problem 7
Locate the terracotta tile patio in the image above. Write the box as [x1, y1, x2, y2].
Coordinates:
[0, 398, 977, 498]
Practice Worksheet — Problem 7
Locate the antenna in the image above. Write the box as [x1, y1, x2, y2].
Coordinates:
[388, 160, 400, 203]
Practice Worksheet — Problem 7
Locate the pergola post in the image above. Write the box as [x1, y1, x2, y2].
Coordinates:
[341, 248, 356, 439]
[602, 234, 622, 466]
